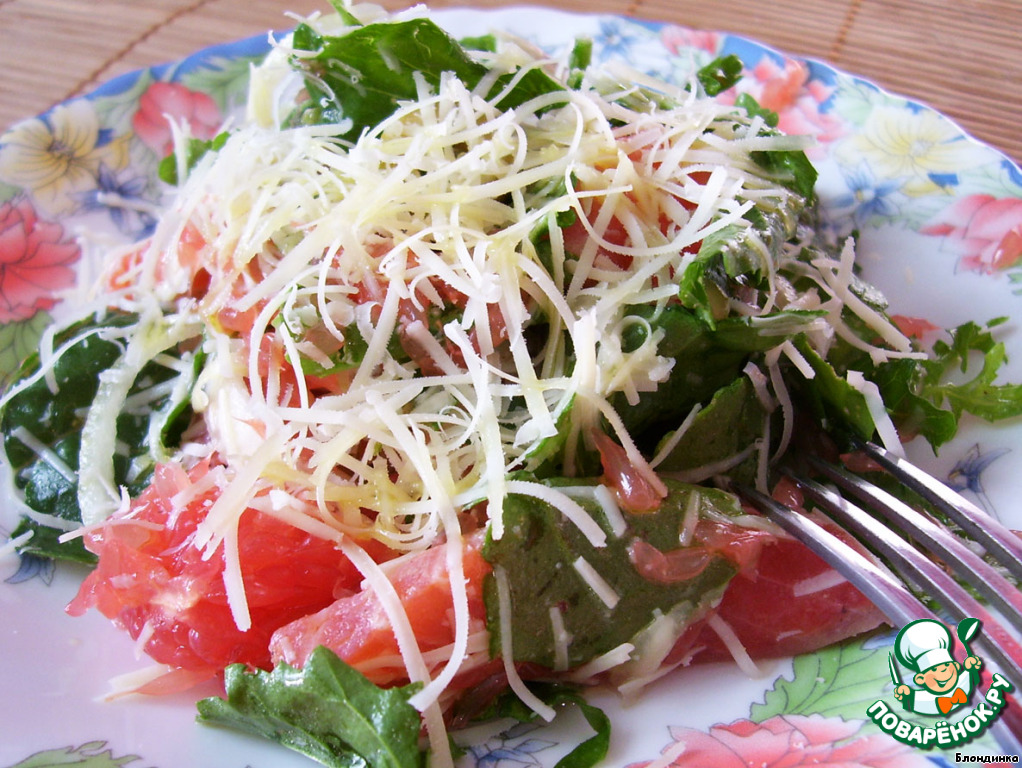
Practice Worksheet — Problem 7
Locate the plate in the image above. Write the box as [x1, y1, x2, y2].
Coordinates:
[2, 6, 1022, 767]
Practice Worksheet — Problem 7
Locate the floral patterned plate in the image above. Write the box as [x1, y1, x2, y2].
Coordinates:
[2, 6, 1021, 768]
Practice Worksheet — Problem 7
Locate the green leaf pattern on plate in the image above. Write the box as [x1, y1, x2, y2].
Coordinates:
[752, 638, 892, 723]
[2, 741, 142, 768]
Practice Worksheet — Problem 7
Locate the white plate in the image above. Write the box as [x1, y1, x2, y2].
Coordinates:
[2, 7, 1021, 767]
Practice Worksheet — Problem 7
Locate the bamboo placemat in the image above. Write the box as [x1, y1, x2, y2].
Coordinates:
[1, 0, 1020, 165]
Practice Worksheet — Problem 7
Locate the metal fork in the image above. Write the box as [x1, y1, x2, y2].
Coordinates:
[734, 439, 1022, 753]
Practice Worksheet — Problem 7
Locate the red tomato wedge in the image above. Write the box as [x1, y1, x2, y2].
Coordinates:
[670, 530, 884, 664]
[67, 464, 374, 681]
[269, 530, 492, 686]
[625, 499, 883, 667]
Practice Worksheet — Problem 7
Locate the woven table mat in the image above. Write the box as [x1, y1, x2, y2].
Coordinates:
[1, 0, 1019, 165]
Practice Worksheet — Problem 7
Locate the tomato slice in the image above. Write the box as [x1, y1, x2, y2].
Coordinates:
[592, 428, 666, 513]
[67, 463, 374, 678]
[270, 530, 491, 686]
[670, 519, 884, 664]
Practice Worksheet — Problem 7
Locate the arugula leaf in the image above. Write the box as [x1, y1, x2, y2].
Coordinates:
[197, 646, 425, 768]
[566, 38, 594, 89]
[652, 377, 765, 483]
[789, 335, 877, 440]
[325, 0, 363, 27]
[568, 38, 593, 73]
[615, 305, 822, 448]
[6, 517, 91, 565]
[459, 34, 497, 53]
[875, 319, 1022, 449]
[465, 682, 610, 768]
[782, 315, 1022, 451]
[676, 223, 745, 324]
[695, 54, 743, 96]
[556, 699, 611, 768]
[483, 479, 739, 669]
[734, 92, 779, 128]
[158, 131, 229, 185]
[0, 311, 200, 562]
[677, 204, 807, 327]
[751, 146, 818, 202]
[290, 18, 565, 142]
[614, 305, 747, 444]
[714, 310, 829, 352]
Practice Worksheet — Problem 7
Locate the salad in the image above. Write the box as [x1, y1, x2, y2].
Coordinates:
[2, 3, 1021, 767]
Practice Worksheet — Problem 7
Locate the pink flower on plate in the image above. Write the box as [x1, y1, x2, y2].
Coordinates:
[630, 715, 932, 768]
[0, 197, 81, 322]
[724, 57, 845, 156]
[132, 81, 222, 157]
[661, 26, 722, 56]
[920, 193, 1022, 273]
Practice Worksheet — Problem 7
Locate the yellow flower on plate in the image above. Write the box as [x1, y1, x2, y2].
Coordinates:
[837, 105, 986, 197]
[0, 99, 130, 216]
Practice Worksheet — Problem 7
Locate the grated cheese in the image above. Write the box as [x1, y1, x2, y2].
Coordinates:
[566, 641, 637, 682]
[494, 566, 557, 721]
[572, 556, 621, 609]
[0, 529, 33, 562]
[706, 613, 763, 678]
[678, 490, 702, 547]
[847, 370, 905, 457]
[792, 569, 848, 597]
[549, 605, 572, 672]
[592, 483, 627, 537]
[8, 426, 77, 485]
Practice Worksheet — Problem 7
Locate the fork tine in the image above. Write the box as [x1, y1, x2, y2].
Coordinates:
[805, 453, 1022, 638]
[735, 480, 1022, 753]
[733, 483, 933, 628]
[856, 439, 1022, 584]
[789, 469, 1022, 692]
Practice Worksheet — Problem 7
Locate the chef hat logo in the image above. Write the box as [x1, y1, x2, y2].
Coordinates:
[894, 618, 956, 673]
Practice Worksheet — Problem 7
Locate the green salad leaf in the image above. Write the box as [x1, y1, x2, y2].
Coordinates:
[652, 376, 766, 483]
[0, 311, 200, 563]
[696, 54, 744, 96]
[464, 682, 611, 768]
[876, 318, 1022, 448]
[482, 479, 739, 669]
[613, 305, 748, 443]
[676, 204, 807, 328]
[289, 17, 565, 142]
[325, 0, 363, 27]
[734, 92, 779, 127]
[790, 335, 878, 441]
[750, 147, 818, 201]
[791, 318, 1022, 451]
[198, 646, 425, 768]
[613, 305, 821, 449]
[158, 131, 229, 185]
